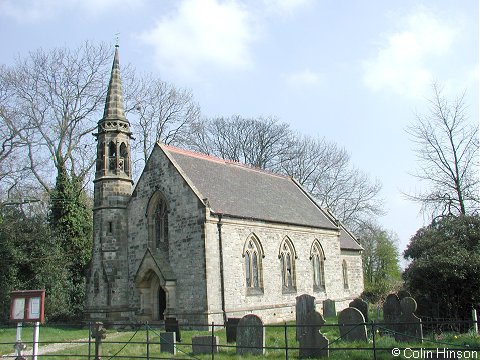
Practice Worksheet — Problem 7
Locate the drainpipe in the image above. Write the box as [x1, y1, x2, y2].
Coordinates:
[217, 214, 227, 325]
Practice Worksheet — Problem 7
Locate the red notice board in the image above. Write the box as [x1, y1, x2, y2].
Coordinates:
[10, 290, 45, 323]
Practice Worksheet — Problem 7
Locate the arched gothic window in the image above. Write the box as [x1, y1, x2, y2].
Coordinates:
[108, 141, 116, 171]
[147, 192, 169, 253]
[243, 235, 263, 292]
[154, 199, 168, 249]
[279, 237, 296, 292]
[311, 240, 326, 291]
[342, 260, 349, 289]
[120, 142, 128, 175]
[96, 142, 105, 172]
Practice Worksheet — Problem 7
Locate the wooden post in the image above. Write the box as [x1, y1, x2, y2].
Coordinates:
[473, 308, 478, 335]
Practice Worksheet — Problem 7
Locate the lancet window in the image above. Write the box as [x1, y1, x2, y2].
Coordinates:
[311, 240, 326, 291]
[279, 237, 296, 292]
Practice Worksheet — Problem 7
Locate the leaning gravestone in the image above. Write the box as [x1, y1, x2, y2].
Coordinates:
[349, 298, 369, 323]
[383, 293, 401, 335]
[192, 335, 219, 354]
[165, 317, 181, 342]
[226, 317, 241, 343]
[338, 307, 368, 342]
[395, 297, 423, 343]
[323, 299, 336, 318]
[236, 314, 265, 355]
[298, 310, 329, 358]
[296, 294, 316, 341]
[160, 332, 176, 354]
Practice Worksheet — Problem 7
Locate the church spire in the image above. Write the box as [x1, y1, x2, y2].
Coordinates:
[102, 45, 127, 122]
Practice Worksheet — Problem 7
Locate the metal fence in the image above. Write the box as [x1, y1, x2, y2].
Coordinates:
[1, 319, 479, 360]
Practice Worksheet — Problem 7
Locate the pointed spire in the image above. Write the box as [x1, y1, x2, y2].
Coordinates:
[102, 45, 127, 121]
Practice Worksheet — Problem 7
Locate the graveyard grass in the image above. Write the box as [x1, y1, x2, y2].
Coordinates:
[1, 317, 479, 359]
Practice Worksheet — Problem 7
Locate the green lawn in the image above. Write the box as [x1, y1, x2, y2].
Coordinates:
[0, 319, 479, 360]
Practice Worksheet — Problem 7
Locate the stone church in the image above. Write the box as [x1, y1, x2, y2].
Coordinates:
[85, 47, 364, 325]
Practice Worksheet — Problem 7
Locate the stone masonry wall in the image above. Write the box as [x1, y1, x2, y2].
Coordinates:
[204, 216, 364, 324]
[127, 145, 209, 324]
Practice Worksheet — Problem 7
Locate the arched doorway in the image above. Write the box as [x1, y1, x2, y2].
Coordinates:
[135, 249, 177, 322]
[158, 287, 166, 320]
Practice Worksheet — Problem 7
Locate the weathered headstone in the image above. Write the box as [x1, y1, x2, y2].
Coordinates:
[226, 317, 241, 343]
[296, 294, 316, 341]
[383, 293, 401, 335]
[192, 336, 219, 354]
[165, 317, 181, 342]
[338, 307, 368, 342]
[322, 299, 336, 318]
[395, 297, 423, 343]
[298, 310, 329, 358]
[236, 314, 265, 355]
[160, 332, 176, 354]
[349, 298, 369, 323]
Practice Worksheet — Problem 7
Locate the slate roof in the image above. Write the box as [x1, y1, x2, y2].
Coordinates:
[160, 144, 363, 251]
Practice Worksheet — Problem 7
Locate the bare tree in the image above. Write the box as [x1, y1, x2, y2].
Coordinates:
[281, 135, 384, 231]
[406, 84, 479, 218]
[126, 75, 200, 165]
[187, 116, 384, 230]
[0, 42, 113, 193]
[186, 115, 292, 169]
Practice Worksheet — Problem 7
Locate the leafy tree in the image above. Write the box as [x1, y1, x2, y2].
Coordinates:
[406, 84, 479, 218]
[0, 207, 71, 322]
[357, 222, 401, 303]
[49, 163, 92, 318]
[403, 215, 480, 319]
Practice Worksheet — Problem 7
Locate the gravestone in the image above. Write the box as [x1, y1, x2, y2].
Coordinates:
[298, 310, 329, 358]
[236, 314, 265, 355]
[322, 299, 336, 318]
[192, 336, 219, 354]
[296, 294, 316, 341]
[165, 317, 181, 342]
[383, 293, 401, 335]
[338, 307, 368, 342]
[349, 298, 368, 323]
[160, 332, 176, 354]
[395, 297, 423, 343]
[226, 317, 241, 343]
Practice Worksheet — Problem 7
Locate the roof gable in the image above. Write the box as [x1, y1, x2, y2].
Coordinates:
[159, 144, 337, 230]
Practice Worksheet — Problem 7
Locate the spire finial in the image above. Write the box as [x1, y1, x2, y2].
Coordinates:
[115, 33, 120, 47]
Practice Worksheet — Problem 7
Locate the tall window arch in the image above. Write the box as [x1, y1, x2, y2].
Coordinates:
[119, 142, 129, 175]
[311, 240, 326, 291]
[108, 141, 116, 171]
[147, 192, 169, 253]
[342, 260, 349, 289]
[243, 235, 263, 293]
[279, 237, 296, 292]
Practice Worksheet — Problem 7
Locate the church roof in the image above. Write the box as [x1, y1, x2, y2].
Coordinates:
[161, 144, 340, 231]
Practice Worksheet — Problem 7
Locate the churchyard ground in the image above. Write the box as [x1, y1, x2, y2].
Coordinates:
[1, 317, 479, 359]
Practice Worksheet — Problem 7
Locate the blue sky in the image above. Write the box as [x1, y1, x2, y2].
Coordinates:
[0, 0, 478, 253]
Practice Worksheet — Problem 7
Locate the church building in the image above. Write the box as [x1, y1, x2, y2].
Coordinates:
[85, 47, 364, 325]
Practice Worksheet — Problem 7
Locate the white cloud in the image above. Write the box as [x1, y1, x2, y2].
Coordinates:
[138, 0, 256, 80]
[263, 0, 313, 14]
[285, 69, 323, 86]
[363, 9, 458, 98]
[0, 0, 142, 22]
